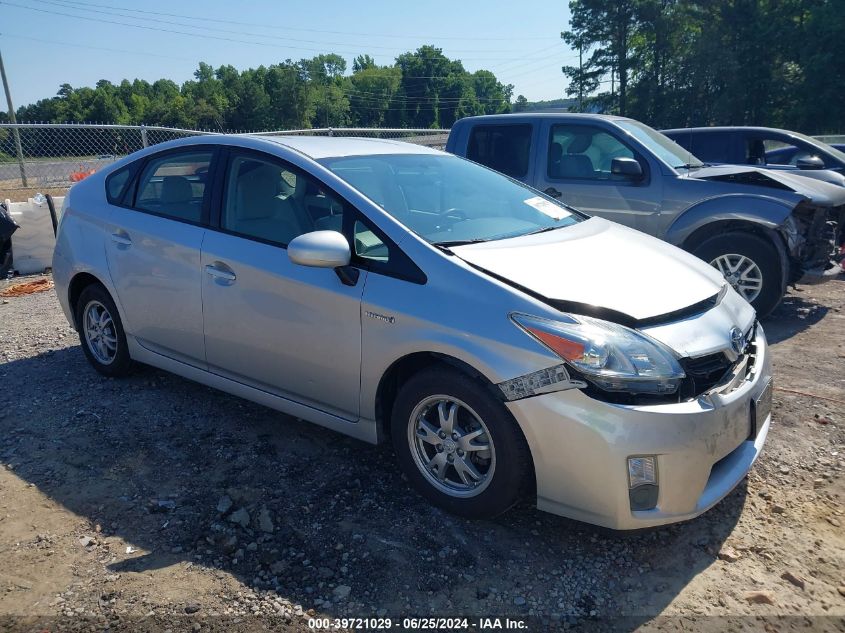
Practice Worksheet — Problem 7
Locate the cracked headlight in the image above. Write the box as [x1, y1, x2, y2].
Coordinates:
[511, 313, 685, 395]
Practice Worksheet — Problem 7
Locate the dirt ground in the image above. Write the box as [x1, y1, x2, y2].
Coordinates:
[0, 274, 842, 633]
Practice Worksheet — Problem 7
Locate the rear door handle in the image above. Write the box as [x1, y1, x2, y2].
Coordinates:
[544, 187, 562, 199]
[205, 264, 237, 282]
[110, 231, 132, 246]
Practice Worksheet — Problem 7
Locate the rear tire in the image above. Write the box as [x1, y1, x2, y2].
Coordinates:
[75, 283, 133, 377]
[391, 366, 532, 519]
[693, 232, 784, 317]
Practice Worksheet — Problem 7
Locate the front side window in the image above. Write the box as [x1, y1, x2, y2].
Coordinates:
[548, 124, 635, 180]
[222, 154, 343, 246]
[135, 151, 212, 223]
[319, 153, 582, 246]
[467, 124, 532, 178]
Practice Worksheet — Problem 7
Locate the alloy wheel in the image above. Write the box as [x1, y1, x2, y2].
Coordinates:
[407, 395, 496, 498]
[710, 253, 763, 303]
[83, 300, 118, 365]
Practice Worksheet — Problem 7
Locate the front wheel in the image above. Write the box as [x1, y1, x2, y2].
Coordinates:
[693, 232, 785, 317]
[391, 367, 532, 519]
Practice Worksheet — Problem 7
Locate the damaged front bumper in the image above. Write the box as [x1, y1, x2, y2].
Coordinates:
[504, 325, 772, 530]
[780, 202, 844, 280]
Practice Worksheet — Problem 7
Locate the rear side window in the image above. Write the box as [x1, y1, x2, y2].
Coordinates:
[687, 134, 730, 163]
[105, 167, 131, 204]
[134, 151, 212, 223]
[467, 124, 532, 178]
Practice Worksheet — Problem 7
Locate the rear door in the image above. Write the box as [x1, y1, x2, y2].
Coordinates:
[534, 120, 661, 231]
[200, 147, 365, 420]
[105, 147, 215, 367]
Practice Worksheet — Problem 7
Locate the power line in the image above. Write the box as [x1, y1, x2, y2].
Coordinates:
[32, 0, 544, 54]
[40, 0, 561, 42]
[2, 1, 560, 61]
[2, 33, 197, 62]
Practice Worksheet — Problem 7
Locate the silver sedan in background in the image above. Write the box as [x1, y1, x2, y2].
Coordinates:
[52, 135, 772, 529]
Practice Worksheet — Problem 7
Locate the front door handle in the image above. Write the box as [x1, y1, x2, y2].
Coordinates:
[205, 264, 237, 282]
[544, 187, 562, 199]
[110, 231, 132, 246]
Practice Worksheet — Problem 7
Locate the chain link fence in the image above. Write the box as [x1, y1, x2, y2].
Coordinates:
[0, 124, 449, 202]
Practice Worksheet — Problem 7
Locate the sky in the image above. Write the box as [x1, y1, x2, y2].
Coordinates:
[0, 0, 576, 111]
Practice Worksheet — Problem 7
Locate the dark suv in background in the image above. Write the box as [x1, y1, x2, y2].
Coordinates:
[663, 126, 845, 188]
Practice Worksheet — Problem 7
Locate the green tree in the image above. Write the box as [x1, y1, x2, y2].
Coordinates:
[562, 0, 639, 115]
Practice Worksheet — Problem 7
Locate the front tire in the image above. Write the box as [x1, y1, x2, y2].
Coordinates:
[75, 283, 133, 377]
[391, 366, 532, 519]
[693, 231, 785, 317]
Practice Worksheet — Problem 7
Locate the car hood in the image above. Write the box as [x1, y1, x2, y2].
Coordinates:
[452, 217, 727, 323]
[688, 164, 845, 206]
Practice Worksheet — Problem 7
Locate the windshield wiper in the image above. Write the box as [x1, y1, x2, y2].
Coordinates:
[674, 163, 705, 170]
[525, 225, 566, 236]
[433, 238, 491, 247]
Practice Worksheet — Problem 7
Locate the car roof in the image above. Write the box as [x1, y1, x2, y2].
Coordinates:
[454, 113, 632, 124]
[663, 126, 804, 135]
[245, 134, 444, 159]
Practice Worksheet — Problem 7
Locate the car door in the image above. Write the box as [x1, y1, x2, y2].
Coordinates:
[200, 148, 366, 420]
[105, 147, 215, 367]
[534, 121, 661, 231]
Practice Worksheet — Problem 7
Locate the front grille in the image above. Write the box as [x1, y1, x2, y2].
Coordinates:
[678, 353, 733, 398]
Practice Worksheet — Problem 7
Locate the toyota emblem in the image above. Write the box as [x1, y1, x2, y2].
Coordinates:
[729, 327, 746, 355]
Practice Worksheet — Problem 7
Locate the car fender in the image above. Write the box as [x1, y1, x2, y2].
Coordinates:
[664, 194, 795, 248]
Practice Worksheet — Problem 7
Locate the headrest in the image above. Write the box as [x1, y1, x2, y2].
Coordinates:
[160, 176, 193, 204]
[236, 164, 279, 220]
[567, 133, 592, 154]
[550, 142, 563, 161]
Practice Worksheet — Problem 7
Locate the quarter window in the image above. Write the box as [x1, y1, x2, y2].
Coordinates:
[105, 166, 132, 204]
[222, 154, 344, 246]
[548, 125, 634, 180]
[353, 219, 389, 263]
[134, 151, 212, 223]
[467, 124, 532, 178]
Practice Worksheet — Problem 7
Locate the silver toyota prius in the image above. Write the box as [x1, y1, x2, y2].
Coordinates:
[52, 134, 772, 530]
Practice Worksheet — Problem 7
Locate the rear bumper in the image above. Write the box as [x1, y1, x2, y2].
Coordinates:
[507, 326, 772, 530]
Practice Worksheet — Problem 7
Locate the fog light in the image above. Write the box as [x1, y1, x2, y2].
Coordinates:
[628, 456, 659, 511]
[628, 456, 657, 488]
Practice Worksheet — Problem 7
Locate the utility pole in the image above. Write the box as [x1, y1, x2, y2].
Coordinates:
[578, 38, 584, 112]
[0, 48, 27, 187]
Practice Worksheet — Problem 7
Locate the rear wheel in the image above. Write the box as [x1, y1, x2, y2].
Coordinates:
[391, 366, 532, 519]
[75, 284, 133, 377]
[693, 232, 784, 317]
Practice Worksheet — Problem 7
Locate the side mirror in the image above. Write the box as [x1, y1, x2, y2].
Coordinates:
[287, 230, 351, 268]
[796, 155, 825, 170]
[611, 157, 644, 180]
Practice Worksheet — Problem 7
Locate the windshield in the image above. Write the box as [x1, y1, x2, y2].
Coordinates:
[318, 153, 583, 245]
[615, 119, 705, 170]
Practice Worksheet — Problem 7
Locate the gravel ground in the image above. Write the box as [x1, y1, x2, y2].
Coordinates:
[0, 274, 843, 633]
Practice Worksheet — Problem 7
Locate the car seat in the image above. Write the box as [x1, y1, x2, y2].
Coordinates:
[560, 133, 595, 178]
[159, 176, 196, 220]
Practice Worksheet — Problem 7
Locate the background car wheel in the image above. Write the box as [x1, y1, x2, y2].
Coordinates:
[391, 366, 532, 519]
[693, 232, 785, 317]
[75, 283, 133, 377]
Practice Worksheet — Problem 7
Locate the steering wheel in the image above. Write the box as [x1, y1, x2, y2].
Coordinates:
[438, 207, 468, 221]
